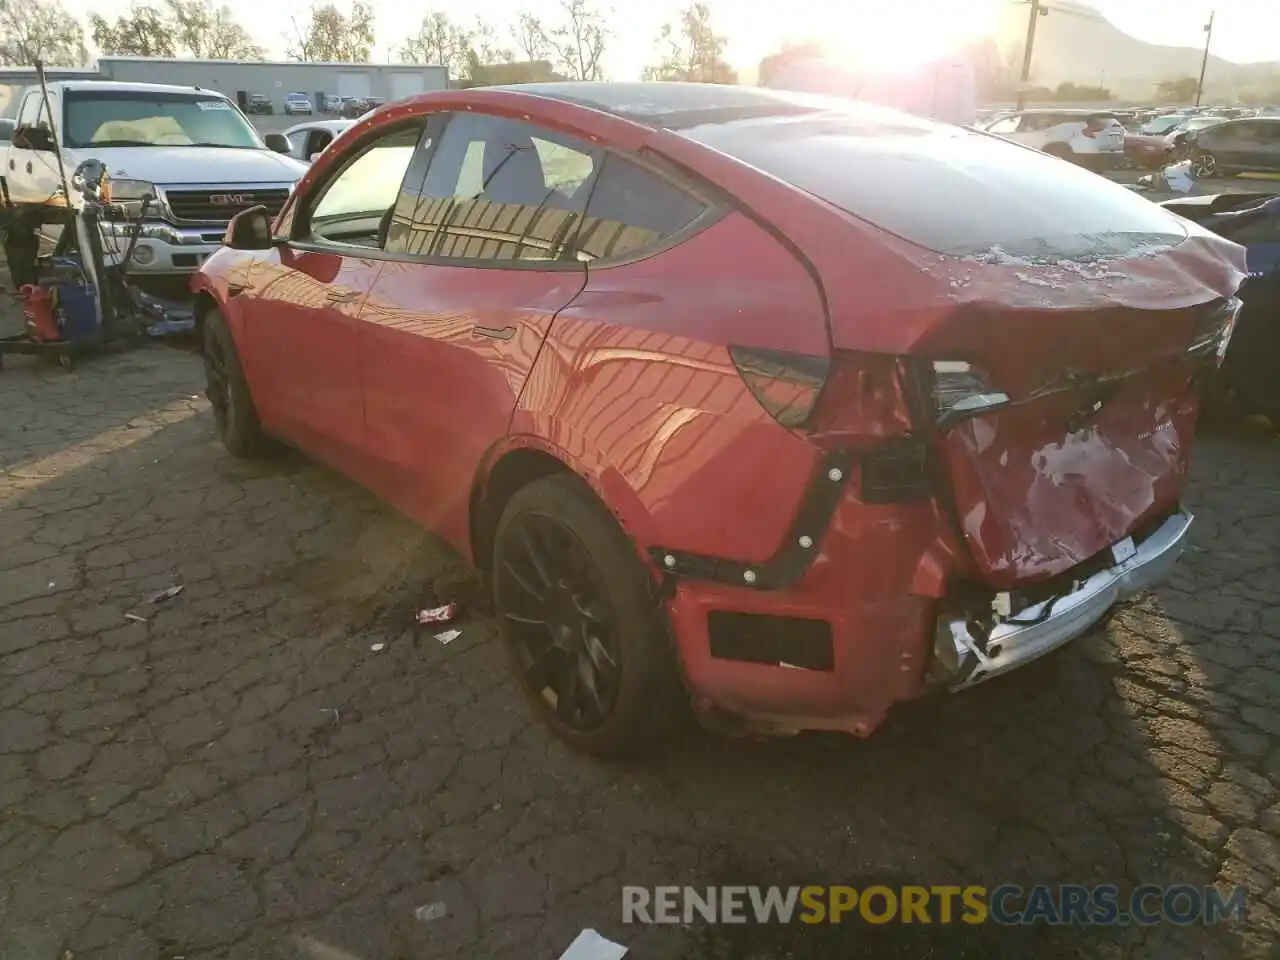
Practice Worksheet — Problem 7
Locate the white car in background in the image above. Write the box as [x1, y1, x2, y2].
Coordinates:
[281, 118, 354, 163]
[283, 92, 314, 116]
[982, 109, 1125, 167]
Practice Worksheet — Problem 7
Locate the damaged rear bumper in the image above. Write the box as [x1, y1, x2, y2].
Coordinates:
[934, 510, 1193, 690]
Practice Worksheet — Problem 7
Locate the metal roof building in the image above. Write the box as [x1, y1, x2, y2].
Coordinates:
[1, 57, 449, 118]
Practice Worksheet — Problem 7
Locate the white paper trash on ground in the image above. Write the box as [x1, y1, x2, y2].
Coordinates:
[557, 929, 628, 960]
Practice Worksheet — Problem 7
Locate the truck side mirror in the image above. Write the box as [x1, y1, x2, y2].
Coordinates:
[224, 205, 275, 251]
[13, 125, 55, 152]
[263, 132, 290, 154]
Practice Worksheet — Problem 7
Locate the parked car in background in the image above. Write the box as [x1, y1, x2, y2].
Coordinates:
[1187, 116, 1280, 177]
[982, 109, 1125, 167]
[193, 82, 1245, 756]
[1123, 115, 1228, 169]
[281, 118, 354, 163]
[246, 93, 273, 115]
[1161, 192, 1280, 421]
[1167, 115, 1228, 156]
[340, 97, 370, 118]
[5, 81, 306, 291]
[284, 92, 313, 115]
[1142, 114, 1190, 135]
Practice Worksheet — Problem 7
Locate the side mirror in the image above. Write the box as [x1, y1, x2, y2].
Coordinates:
[13, 125, 55, 152]
[263, 132, 290, 154]
[224, 205, 274, 251]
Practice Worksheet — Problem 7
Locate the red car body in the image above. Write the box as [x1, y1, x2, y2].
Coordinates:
[1124, 131, 1176, 169]
[193, 83, 1246, 744]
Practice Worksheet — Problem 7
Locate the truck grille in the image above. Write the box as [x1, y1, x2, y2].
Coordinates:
[164, 188, 290, 223]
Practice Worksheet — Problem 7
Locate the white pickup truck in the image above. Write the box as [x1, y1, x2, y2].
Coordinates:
[4, 80, 307, 279]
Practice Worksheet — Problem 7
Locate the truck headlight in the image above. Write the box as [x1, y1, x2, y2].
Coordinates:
[102, 178, 155, 202]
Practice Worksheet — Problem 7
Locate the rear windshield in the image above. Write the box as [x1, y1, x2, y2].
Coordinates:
[681, 110, 1187, 261]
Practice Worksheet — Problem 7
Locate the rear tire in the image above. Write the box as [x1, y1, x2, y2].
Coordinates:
[202, 307, 271, 458]
[492, 474, 687, 758]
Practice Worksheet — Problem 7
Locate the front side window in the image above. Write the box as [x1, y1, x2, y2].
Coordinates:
[386, 112, 597, 263]
[986, 116, 1019, 135]
[17, 91, 47, 129]
[571, 155, 708, 261]
[62, 92, 260, 148]
[307, 122, 424, 241]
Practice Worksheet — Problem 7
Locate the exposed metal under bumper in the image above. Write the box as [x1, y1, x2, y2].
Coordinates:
[936, 511, 1194, 691]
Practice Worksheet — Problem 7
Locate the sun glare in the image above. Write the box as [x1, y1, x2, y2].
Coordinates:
[820, 0, 1004, 72]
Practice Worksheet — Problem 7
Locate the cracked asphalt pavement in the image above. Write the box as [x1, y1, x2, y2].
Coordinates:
[1, 336, 1278, 960]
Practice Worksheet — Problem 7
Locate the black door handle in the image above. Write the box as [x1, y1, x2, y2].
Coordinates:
[25, 162, 32, 174]
[473, 325, 515, 341]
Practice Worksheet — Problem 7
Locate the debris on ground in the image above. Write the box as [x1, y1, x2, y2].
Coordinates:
[145, 584, 184, 604]
[124, 612, 148, 623]
[416, 602, 458, 625]
[413, 902, 448, 922]
[557, 929, 628, 960]
[434, 628, 462, 646]
[369, 642, 386, 652]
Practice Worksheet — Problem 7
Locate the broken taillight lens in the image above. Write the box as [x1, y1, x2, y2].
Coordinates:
[1187, 297, 1242, 365]
[931, 360, 1010, 428]
[728, 345, 830, 429]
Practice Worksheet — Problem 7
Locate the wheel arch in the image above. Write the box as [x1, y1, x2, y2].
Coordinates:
[469, 433, 657, 576]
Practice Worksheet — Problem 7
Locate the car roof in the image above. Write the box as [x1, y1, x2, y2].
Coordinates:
[482, 80, 897, 129]
[56, 80, 228, 97]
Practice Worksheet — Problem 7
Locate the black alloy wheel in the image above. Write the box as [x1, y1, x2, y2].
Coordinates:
[201, 308, 270, 458]
[496, 510, 621, 732]
[492, 474, 686, 756]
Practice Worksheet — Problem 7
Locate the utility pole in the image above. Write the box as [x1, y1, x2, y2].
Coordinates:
[1016, 0, 1049, 111]
[1195, 10, 1215, 106]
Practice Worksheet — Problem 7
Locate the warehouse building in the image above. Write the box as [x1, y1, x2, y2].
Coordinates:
[1, 57, 450, 118]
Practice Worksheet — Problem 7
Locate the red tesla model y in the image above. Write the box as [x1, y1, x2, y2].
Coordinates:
[193, 83, 1245, 756]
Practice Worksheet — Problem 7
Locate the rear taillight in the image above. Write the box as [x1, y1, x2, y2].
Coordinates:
[728, 345, 829, 428]
[1187, 297, 1242, 365]
[930, 360, 1010, 427]
[728, 346, 913, 441]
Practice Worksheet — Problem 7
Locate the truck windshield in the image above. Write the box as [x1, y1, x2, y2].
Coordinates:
[63, 90, 263, 149]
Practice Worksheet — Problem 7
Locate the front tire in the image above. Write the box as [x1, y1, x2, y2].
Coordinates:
[202, 307, 270, 458]
[1192, 150, 1218, 178]
[492, 474, 687, 757]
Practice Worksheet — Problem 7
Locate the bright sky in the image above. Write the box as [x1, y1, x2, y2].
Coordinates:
[59, 0, 1279, 77]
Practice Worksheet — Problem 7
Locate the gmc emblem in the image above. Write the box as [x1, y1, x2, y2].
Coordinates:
[209, 193, 251, 206]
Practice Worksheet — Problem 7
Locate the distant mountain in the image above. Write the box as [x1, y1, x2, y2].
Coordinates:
[996, 0, 1280, 101]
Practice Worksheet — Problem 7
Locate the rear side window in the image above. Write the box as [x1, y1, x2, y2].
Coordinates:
[682, 112, 1187, 261]
[570, 155, 707, 261]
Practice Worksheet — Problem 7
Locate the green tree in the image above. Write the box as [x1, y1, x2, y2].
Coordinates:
[643, 1, 734, 83]
[0, 0, 86, 66]
[90, 3, 175, 57]
[287, 1, 375, 63]
[545, 0, 608, 81]
[165, 0, 264, 60]
[1156, 76, 1200, 103]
